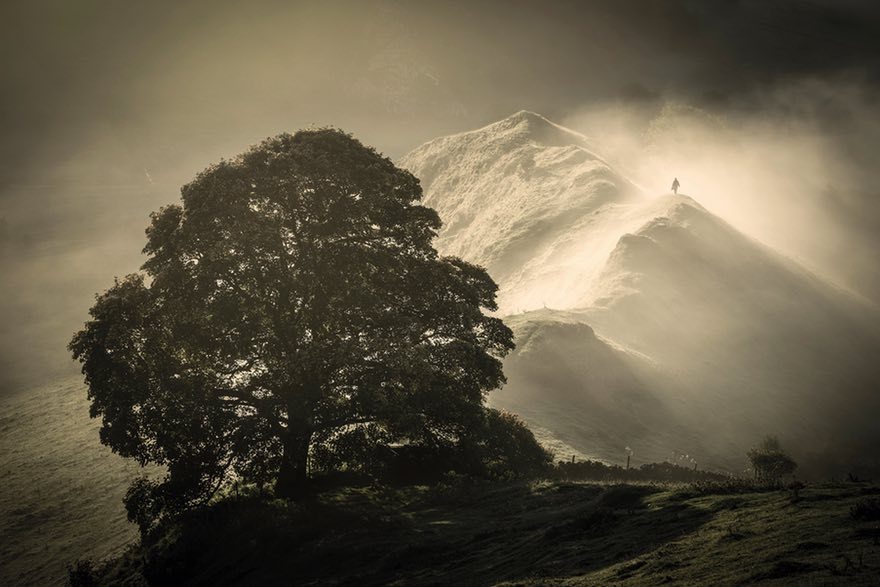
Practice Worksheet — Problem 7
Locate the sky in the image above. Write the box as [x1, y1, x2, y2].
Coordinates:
[2, 0, 880, 391]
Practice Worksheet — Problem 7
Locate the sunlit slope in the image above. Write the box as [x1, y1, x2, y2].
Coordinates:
[492, 310, 702, 467]
[400, 110, 646, 314]
[584, 194, 880, 471]
[403, 112, 880, 475]
[0, 378, 150, 586]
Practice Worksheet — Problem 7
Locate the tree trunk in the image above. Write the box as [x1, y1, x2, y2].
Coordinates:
[276, 428, 312, 499]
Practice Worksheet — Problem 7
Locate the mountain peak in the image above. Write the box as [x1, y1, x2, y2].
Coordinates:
[480, 110, 591, 148]
[500, 109, 552, 125]
[649, 193, 707, 216]
[400, 111, 594, 172]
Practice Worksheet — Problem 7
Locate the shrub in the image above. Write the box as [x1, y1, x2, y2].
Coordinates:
[747, 436, 797, 482]
[545, 508, 617, 540]
[307, 408, 552, 485]
[788, 480, 806, 500]
[470, 409, 554, 480]
[598, 484, 654, 511]
[552, 458, 728, 484]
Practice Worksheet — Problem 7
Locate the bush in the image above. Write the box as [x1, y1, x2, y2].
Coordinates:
[471, 409, 554, 480]
[371, 443, 465, 485]
[598, 484, 654, 511]
[747, 436, 797, 482]
[307, 409, 552, 485]
[546, 508, 617, 539]
[552, 459, 728, 484]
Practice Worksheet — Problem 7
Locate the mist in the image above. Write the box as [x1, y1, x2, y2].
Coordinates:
[562, 80, 880, 301]
[4, 0, 880, 392]
[3, 1, 880, 394]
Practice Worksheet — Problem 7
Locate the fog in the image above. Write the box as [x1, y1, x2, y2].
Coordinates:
[3, 0, 880, 392]
[562, 79, 880, 299]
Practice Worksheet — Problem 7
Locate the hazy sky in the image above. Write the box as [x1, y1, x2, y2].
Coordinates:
[4, 1, 880, 180]
[2, 0, 880, 391]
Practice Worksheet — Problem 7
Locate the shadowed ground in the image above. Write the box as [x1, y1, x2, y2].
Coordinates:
[96, 480, 880, 585]
[4, 379, 880, 586]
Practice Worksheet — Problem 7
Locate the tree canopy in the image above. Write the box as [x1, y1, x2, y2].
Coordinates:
[70, 129, 514, 509]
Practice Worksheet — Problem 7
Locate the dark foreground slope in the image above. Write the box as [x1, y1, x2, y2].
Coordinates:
[88, 480, 880, 586]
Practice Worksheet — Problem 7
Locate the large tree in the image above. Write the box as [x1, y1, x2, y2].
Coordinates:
[70, 129, 514, 503]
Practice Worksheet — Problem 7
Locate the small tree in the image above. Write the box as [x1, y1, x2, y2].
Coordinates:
[70, 129, 514, 509]
[469, 409, 553, 479]
[747, 435, 797, 482]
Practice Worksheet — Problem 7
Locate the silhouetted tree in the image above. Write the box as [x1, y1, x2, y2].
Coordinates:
[747, 435, 797, 482]
[70, 129, 514, 508]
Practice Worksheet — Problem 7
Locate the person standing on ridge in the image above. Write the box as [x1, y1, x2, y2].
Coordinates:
[671, 177, 680, 194]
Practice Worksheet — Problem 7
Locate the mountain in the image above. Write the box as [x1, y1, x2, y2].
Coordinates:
[496, 310, 701, 466]
[401, 110, 647, 315]
[401, 111, 880, 475]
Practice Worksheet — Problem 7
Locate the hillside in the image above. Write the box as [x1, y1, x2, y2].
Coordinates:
[399, 110, 646, 315]
[584, 195, 880, 473]
[494, 310, 698, 467]
[0, 379, 156, 586]
[86, 480, 880, 585]
[402, 111, 880, 477]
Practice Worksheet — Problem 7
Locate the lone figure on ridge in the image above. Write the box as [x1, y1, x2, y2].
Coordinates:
[671, 177, 680, 195]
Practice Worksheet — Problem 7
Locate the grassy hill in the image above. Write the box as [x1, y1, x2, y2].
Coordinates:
[85, 479, 880, 586]
[0, 378, 158, 586]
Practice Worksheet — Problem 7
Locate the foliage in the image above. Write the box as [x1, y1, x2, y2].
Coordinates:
[747, 435, 798, 482]
[597, 483, 655, 511]
[553, 458, 728, 484]
[69, 128, 514, 512]
[465, 409, 554, 480]
[788, 480, 806, 501]
[124, 477, 168, 537]
[310, 408, 552, 484]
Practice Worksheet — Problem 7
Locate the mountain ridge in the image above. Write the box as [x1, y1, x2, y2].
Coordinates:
[402, 111, 880, 476]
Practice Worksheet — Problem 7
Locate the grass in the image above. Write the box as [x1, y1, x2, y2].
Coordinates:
[82, 479, 880, 586]
[0, 378, 160, 586]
